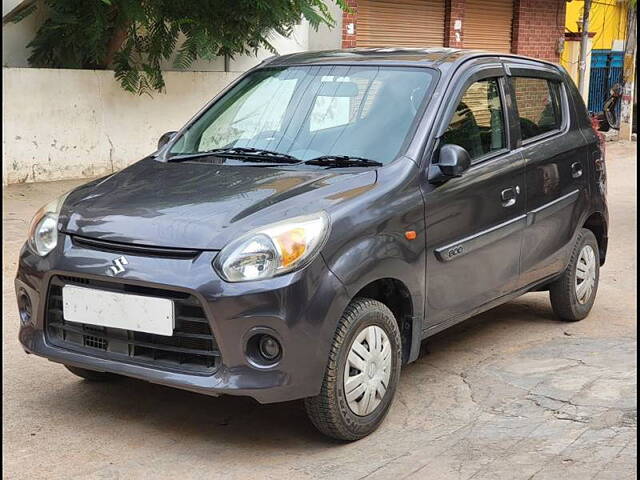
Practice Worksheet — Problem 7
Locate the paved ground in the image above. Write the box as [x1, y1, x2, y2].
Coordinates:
[2, 141, 636, 480]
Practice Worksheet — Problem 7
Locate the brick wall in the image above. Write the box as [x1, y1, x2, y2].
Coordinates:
[512, 0, 566, 62]
[444, 0, 465, 48]
[342, 0, 358, 48]
[341, 0, 566, 63]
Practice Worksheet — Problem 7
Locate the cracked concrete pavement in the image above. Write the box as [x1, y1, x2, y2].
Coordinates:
[2, 141, 636, 479]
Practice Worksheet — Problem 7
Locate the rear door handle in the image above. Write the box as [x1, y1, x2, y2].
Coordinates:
[501, 186, 519, 207]
[571, 162, 583, 178]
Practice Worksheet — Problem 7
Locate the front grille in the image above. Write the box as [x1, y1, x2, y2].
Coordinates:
[71, 235, 202, 259]
[45, 275, 220, 375]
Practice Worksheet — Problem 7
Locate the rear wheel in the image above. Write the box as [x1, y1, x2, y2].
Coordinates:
[64, 365, 117, 382]
[304, 298, 402, 441]
[549, 228, 600, 321]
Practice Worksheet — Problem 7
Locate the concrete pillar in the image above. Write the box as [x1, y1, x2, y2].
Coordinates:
[619, 53, 636, 140]
[619, 7, 636, 141]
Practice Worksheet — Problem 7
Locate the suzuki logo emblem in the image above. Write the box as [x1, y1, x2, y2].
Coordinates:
[108, 256, 128, 276]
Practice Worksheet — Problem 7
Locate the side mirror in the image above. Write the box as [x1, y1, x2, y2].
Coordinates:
[157, 131, 177, 151]
[428, 144, 471, 183]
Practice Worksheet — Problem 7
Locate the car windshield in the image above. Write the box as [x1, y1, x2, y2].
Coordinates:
[168, 65, 436, 164]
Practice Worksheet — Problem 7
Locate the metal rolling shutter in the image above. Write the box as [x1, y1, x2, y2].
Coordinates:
[464, 0, 514, 52]
[356, 0, 446, 48]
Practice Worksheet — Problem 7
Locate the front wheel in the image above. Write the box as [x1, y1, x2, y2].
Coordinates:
[549, 228, 600, 321]
[304, 298, 402, 441]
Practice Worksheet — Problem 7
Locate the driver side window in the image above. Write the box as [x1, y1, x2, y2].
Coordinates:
[441, 78, 505, 161]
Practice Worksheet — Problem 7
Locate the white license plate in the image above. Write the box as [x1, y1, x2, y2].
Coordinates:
[62, 285, 175, 336]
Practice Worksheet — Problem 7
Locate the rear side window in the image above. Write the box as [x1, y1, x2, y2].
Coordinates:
[512, 77, 563, 141]
[441, 78, 505, 161]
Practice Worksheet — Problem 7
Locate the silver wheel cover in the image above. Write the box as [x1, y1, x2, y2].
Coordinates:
[343, 325, 392, 416]
[575, 244, 597, 304]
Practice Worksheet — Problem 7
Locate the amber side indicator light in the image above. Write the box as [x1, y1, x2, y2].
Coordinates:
[405, 231, 417, 240]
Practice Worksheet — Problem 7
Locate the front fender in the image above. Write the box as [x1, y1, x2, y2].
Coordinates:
[325, 234, 425, 303]
[322, 232, 425, 362]
[321, 158, 426, 363]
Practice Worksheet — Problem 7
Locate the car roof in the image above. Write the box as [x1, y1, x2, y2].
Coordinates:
[264, 47, 560, 71]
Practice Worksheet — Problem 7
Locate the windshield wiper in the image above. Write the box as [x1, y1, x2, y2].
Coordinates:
[304, 155, 383, 168]
[168, 147, 301, 164]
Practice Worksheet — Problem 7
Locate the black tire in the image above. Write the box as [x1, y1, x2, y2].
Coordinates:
[549, 228, 600, 321]
[64, 365, 117, 382]
[304, 297, 402, 441]
[598, 116, 611, 132]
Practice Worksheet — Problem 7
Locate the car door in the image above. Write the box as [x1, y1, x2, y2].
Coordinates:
[505, 64, 591, 285]
[421, 64, 526, 329]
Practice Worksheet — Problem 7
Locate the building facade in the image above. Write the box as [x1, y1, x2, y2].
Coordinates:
[340, 0, 567, 63]
[564, 0, 629, 52]
[561, 0, 632, 112]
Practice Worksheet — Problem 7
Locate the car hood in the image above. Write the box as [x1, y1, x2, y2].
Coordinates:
[60, 157, 378, 250]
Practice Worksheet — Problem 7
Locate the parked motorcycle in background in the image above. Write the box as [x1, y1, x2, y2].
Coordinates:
[591, 83, 623, 132]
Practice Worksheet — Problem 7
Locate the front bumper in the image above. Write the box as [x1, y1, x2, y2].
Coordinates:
[16, 234, 349, 404]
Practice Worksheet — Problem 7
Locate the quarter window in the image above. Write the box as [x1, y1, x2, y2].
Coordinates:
[441, 78, 505, 161]
[512, 77, 563, 141]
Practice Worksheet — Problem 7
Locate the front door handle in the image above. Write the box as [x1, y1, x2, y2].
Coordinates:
[571, 162, 583, 178]
[501, 187, 518, 207]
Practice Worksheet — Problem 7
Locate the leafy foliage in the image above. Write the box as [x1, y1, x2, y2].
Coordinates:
[15, 0, 346, 95]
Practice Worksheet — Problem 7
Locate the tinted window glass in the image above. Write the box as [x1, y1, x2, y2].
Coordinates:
[513, 77, 562, 140]
[169, 66, 436, 164]
[441, 78, 505, 160]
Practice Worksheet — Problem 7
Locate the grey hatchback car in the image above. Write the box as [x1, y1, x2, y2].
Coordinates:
[16, 48, 608, 440]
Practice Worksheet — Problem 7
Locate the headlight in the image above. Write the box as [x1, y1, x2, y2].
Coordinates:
[28, 191, 71, 256]
[214, 212, 330, 282]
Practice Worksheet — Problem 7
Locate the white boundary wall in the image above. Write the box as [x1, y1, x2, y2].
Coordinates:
[1, 11, 344, 185]
[2, 68, 241, 185]
[1, 4, 344, 185]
